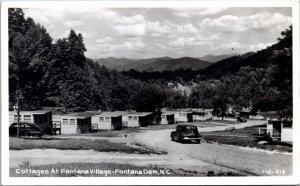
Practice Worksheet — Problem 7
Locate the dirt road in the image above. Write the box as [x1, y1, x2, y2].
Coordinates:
[133, 120, 292, 176]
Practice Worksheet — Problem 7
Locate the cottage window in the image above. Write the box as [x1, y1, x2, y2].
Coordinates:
[69, 119, 76, 125]
[63, 119, 68, 124]
[133, 116, 138, 120]
[24, 115, 31, 121]
[182, 113, 186, 116]
[162, 115, 166, 118]
[179, 113, 182, 116]
[99, 117, 104, 121]
[14, 115, 21, 121]
[283, 120, 292, 128]
[105, 117, 110, 121]
[128, 116, 133, 120]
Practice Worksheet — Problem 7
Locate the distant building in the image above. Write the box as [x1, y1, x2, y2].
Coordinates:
[92, 112, 123, 130]
[267, 117, 292, 142]
[53, 113, 92, 134]
[174, 110, 193, 123]
[257, 111, 278, 120]
[9, 110, 53, 133]
[191, 109, 213, 121]
[161, 111, 176, 125]
[122, 112, 153, 127]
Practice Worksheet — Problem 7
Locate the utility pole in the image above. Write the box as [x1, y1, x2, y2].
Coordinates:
[16, 87, 22, 138]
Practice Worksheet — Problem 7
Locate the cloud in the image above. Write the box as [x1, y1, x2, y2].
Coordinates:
[114, 24, 146, 36]
[115, 15, 144, 25]
[173, 8, 227, 17]
[146, 21, 169, 36]
[62, 20, 83, 27]
[24, 8, 291, 59]
[175, 23, 198, 33]
[114, 15, 170, 36]
[169, 37, 198, 47]
[199, 12, 292, 32]
[113, 15, 200, 37]
[96, 37, 113, 43]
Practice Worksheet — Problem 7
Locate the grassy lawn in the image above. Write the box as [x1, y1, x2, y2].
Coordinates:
[10, 162, 244, 177]
[81, 127, 143, 137]
[201, 125, 292, 152]
[9, 137, 166, 154]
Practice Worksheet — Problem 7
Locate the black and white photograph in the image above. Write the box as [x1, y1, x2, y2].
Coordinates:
[1, 0, 299, 185]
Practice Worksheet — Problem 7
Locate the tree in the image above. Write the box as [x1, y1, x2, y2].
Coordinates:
[130, 84, 166, 112]
[45, 30, 97, 111]
[9, 8, 53, 110]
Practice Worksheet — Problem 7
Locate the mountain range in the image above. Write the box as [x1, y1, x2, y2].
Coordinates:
[94, 54, 235, 72]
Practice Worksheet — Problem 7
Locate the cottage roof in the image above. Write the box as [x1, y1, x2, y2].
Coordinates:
[162, 111, 177, 115]
[96, 111, 124, 117]
[125, 112, 152, 117]
[257, 111, 278, 118]
[10, 110, 51, 115]
[191, 108, 213, 113]
[53, 112, 92, 119]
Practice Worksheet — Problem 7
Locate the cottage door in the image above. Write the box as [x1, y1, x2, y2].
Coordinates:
[33, 115, 39, 125]
[273, 121, 282, 141]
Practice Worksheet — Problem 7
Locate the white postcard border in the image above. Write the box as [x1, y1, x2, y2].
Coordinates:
[1, 0, 299, 185]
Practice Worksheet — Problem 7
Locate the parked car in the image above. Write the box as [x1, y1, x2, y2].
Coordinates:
[171, 124, 201, 143]
[237, 117, 247, 122]
[9, 122, 44, 138]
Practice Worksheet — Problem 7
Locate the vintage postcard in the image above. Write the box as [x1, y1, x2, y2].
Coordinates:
[1, 0, 299, 185]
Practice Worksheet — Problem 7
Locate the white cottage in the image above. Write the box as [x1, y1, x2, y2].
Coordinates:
[92, 112, 123, 130]
[174, 110, 193, 123]
[122, 112, 153, 127]
[53, 113, 92, 134]
[161, 111, 176, 125]
[267, 118, 292, 142]
[191, 108, 213, 121]
[9, 110, 52, 132]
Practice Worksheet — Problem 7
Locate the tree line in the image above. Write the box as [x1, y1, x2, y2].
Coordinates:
[9, 8, 292, 116]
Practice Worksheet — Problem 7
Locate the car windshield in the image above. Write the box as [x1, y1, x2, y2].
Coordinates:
[182, 126, 197, 133]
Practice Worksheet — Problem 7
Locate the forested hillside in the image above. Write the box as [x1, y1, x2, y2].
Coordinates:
[9, 8, 292, 115]
[95, 56, 213, 72]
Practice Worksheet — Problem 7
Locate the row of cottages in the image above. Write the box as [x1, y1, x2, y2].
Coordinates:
[9, 110, 53, 133]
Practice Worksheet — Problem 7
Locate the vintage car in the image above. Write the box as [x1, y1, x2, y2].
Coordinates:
[171, 124, 201, 143]
[9, 122, 44, 138]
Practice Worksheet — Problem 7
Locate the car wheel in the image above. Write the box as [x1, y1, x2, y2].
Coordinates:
[179, 136, 184, 143]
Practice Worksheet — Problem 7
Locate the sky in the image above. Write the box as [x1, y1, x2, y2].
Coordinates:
[24, 7, 292, 59]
